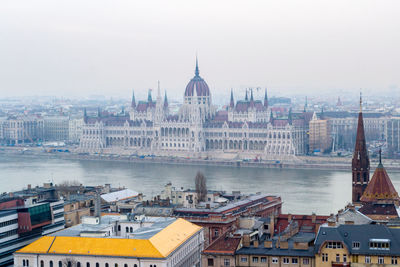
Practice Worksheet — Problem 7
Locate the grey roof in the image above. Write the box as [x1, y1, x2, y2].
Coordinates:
[335, 208, 372, 225]
[315, 224, 400, 256]
[0, 209, 17, 218]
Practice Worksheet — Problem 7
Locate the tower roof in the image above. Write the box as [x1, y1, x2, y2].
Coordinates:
[184, 58, 210, 97]
[230, 89, 234, 108]
[352, 93, 369, 170]
[360, 153, 400, 204]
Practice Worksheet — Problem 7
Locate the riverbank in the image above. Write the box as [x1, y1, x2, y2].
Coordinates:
[2, 146, 400, 171]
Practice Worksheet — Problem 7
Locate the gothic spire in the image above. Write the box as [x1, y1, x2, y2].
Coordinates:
[304, 96, 308, 112]
[195, 56, 199, 77]
[352, 92, 370, 203]
[131, 90, 136, 108]
[164, 91, 168, 109]
[245, 89, 248, 101]
[230, 89, 235, 108]
[83, 108, 87, 123]
[148, 89, 153, 103]
[250, 88, 254, 107]
[264, 88, 268, 108]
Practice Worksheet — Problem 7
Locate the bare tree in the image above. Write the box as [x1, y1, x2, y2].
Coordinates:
[195, 171, 207, 202]
[61, 257, 77, 267]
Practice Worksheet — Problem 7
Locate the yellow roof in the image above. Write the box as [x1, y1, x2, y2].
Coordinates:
[16, 218, 202, 258]
[150, 218, 202, 257]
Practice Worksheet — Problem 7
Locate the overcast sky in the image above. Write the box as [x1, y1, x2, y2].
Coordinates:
[0, 0, 399, 101]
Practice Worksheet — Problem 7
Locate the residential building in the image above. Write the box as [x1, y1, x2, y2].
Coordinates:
[315, 224, 400, 267]
[387, 116, 400, 157]
[309, 113, 330, 153]
[0, 116, 43, 145]
[43, 116, 69, 141]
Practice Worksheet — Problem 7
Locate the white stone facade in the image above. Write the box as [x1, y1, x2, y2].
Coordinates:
[79, 65, 309, 159]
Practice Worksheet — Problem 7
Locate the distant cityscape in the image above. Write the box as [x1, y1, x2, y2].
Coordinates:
[1, 62, 400, 161]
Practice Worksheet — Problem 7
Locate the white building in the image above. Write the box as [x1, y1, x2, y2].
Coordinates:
[15, 215, 204, 267]
[0, 116, 44, 144]
[79, 61, 310, 159]
[43, 116, 69, 141]
[68, 118, 84, 144]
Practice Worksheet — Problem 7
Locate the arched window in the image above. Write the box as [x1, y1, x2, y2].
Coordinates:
[86, 263, 90, 267]
[118, 225, 121, 231]
[23, 260, 26, 266]
[77, 262, 81, 267]
[27, 260, 29, 266]
[125, 227, 129, 233]
[105, 263, 109, 267]
[134, 265, 138, 267]
[115, 264, 118, 267]
[96, 263, 99, 267]
[124, 264, 127, 267]
[50, 261, 53, 267]
[59, 261, 62, 267]
[40, 260, 44, 267]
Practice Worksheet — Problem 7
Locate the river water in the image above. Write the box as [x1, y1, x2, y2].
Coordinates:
[1, 154, 400, 215]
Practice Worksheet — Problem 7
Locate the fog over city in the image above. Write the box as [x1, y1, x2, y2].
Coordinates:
[1, 0, 399, 101]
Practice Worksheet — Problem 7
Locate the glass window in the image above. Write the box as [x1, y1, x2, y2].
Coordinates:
[223, 259, 230, 266]
[207, 258, 214, 266]
[292, 258, 298, 264]
[303, 258, 310, 265]
[261, 257, 267, 262]
[392, 257, 398, 265]
[252, 257, 259, 263]
[336, 254, 340, 262]
[283, 258, 289, 264]
[365, 256, 371, 263]
[240, 257, 247, 262]
[378, 257, 384, 264]
[272, 258, 278, 263]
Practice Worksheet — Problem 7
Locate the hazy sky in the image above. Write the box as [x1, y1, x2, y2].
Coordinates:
[0, 0, 399, 101]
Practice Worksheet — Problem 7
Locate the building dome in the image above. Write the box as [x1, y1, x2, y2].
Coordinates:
[184, 59, 210, 97]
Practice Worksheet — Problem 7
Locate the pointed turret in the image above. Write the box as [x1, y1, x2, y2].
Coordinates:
[230, 89, 235, 108]
[249, 89, 255, 108]
[131, 90, 136, 108]
[269, 111, 274, 123]
[245, 90, 248, 101]
[164, 91, 169, 109]
[264, 88, 268, 108]
[352, 92, 370, 204]
[360, 149, 400, 204]
[148, 89, 153, 103]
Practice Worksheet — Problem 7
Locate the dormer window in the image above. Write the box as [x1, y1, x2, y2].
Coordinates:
[326, 242, 343, 249]
[369, 239, 390, 250]
[352, 241, 361, 249]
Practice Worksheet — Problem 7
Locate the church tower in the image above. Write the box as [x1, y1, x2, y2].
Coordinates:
[352, 93, 370, 204]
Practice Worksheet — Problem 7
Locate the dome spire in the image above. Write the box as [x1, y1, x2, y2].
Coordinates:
[195, 55, 200, 76]
[359, 91, 362, 113]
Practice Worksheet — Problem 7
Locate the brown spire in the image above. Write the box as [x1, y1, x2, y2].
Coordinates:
[360, 150, 400, 204]
[352, 92, 370, 203]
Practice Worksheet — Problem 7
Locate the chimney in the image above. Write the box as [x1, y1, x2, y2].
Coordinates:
[327, 217, 336, 227]
[312, 212, 316, 223]
[94, 190, 101, 219]
[243, 235, 250, 247]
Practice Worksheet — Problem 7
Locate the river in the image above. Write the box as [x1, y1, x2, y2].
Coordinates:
[1, 154, 400, 215]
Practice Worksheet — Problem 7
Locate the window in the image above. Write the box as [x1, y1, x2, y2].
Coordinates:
[115, 264, 118, 267]
[59, 261, 62, 267]
[322, 253, 328, 262]
[96, 264, 99, 267]
[343, 254, 347, 262]
[118, 225, 121, 231]
[272, 258, 278, 263]
[23, 260, 26, 267]
[392, 256, 398, 265]
[352, 241, 360, 249]
[50, 261, 53, 267]
[365, 256, 371, 263]
[77, 262, 81, 267]
[105, 264, 109, 267]
[134, 265, 137, 267]
[223, 259, 230, 266]
[369, 241, 390, 250]
[261, 257, 267, 262]
[303, 258, 310, 265]
[26, 260, 29, 267]
[326, 241, 343, 249]
[336, 254, 340, 262]
[124, 265, 127, 267]
[214, 229, 219, 237]
[40, 261, 44, 267]
[240, 257, 247, 262]
[283, 258, 289, 264]
[292, 258, 298, 264]
[378, 256, 384, 264]
[207, 258, 214, 266]
[252, 257, 259, 263]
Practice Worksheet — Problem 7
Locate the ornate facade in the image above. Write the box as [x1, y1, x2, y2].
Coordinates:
[79, 61, 309, 159]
